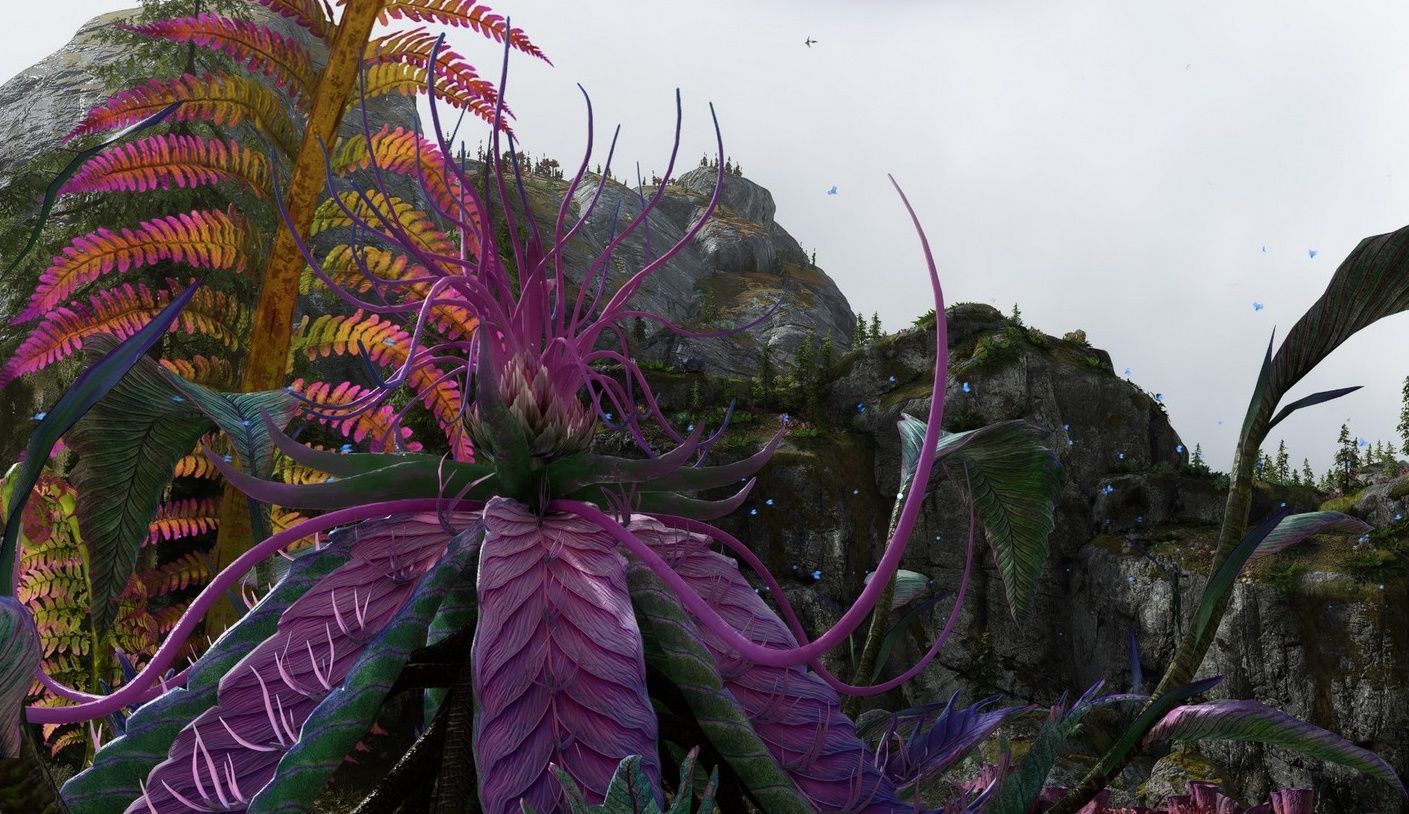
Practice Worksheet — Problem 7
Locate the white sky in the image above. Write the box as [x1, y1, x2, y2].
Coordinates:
[8, 1, 1409, 476]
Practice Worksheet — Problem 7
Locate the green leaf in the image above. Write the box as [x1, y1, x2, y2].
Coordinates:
[0, 280, 202, 594]
[1145, 700, 1406, 796]
[1266, 386, 1362, 431]
[161, 372, 296, 541]
[69, 336, 214, 632]
[597, 755, 662, 812]
[625, 559, 812, 814]
[1265, 224, 1409, 414]
[1249, 511, 1371, 562]
[1192, 511, 1286, 646]
[247, 523, 485, 813]
[62, 541, 352, 813]
[935, 418, 1063, 621]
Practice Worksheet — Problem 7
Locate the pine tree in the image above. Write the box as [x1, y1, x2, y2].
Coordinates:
[1399, 375, 1409, 457]
[1191, 443, 1204, 468]
[632, 317, 647, 348]
[1335, 422, 1360, 493]
[854, 314, 868, 348]
[1011, 302, 1023, 326]
[820, 335, 835, 373]
[756, 344, 776, 401]
[869, 312, 883, 341]
[688, 380, 703, 413]
[1302, 458, 1315, 485]
[1275, 440, 1290, 484]
[1255, 451, 1273, 482]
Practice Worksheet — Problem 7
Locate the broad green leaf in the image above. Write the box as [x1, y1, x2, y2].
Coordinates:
[1192, 511, 1286, 646]
[62, 541, 352, 813]
[1249, 511, 1371, 562]
[899, 416, 1062, 621]
[1146, 700, 1406, 796]
[0, 596, 41, 757]
[247, 523, 485, 813]
[1265, 224, 1409, 413]
[625, 559, 812, 814]
[0, 280, 201, 593]
[162, 372, 296, 541]
[70, 335, 213, 632]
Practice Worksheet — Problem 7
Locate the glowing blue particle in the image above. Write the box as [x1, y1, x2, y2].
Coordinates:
[284, 385, 294, 392]
[1176, 444, 1184, 453]
[1358, 437, 1368, 447]
[1280, 501, 1287, 508]
[605, 412, 613, 421]
[32, 411, 46, 420]
[1063, 423, 1070, 432]
[827, 185, 838, 195]
[754, 587, 762, 594]
[750, 508, 758, 516]
[223, 455, 233, 462]
[687, 424, 695, 432]
[1396, 513, 1404, 522]
[1261, 245, 1267, 253]
[1103, 518, 1112, 526]
[1217, 419, 1224, 425]
[1308, 249, 1318, 259]
[1136, 516, 1144, 524]
[781, 413, 791, 424]
[765, 498, 775, 506]
[1127, 576, 1135, 583]
[961, 382, 971, 393]
[1380, 584, 1386, 591]
[383, 338, 397, 346]
[852, 488, 860, 495]
[1358, 534, 1370, 545]
[241, 419, 252, 427]
[339, 443, 354, 453]
[811, 569, 823, 580]
[1123, 367, 1132, 376]
[791, 563, 800, 571]
[934, 534, 942, 541]
[856, 403, 866, 412]
[1102, 484, 1114, 495]
[888, 375, 896, 383]
[171, 395, 185, 403]
[1155, 393, 1164, 402]
[325, 476, 337, 483]
[1253, 302, 1264, 311]
[1118, 452, 1126, 460]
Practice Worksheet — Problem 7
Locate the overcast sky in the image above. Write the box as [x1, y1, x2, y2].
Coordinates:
[9, 2, 1409, 475]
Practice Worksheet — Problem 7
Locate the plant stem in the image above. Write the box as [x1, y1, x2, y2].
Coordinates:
[0, 726, 70, 814]
[205, 0, 387, 633]
[842, 497, 905, 719]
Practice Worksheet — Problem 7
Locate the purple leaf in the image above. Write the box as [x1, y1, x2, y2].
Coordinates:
[629, 517, 909, 812]
[882, 691, 1029, 793]
[473, 498, 658, 814]
[129, 512, 474, 813]
[0, 597, 41, 757]
[1248, 511, 1372, 562]
[1146, 700, 1406, 796]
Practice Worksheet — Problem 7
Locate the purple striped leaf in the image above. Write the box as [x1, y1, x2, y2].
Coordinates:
[881, 691, 1029, 794]
[1248, 511, 1371, 562]
[0, 597, 41, 757]
[473, 498, 658, 814]
[1145, 700, 1406, 797]
[126, 511, 474, 813]
[629, 517, 909, 813]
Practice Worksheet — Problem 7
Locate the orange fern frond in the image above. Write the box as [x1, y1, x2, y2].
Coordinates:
[66, 72, 301, 157]
[3, 281, 246, 387]
[331, 125, 481, 243]
[370, 1, 549, 63]
[172, 451, 221, 480]
[294, 310, 411, 365]
[287, 378, 422, 452]
[304, 244, 477, 339]
[152, 603, 190, 635]
[19, 208, 248, 323]
[159, 355, 236, 389]
[59, 134, 272, 198]
[362, 29, 503, 122]
[120, 14, 315, 99]
[311, 190, 457, 258]
[356, 60, 500, 128]
[141, 551, 213, 597]
[147, 498, 221, 545]
[251, 0, 331, 40]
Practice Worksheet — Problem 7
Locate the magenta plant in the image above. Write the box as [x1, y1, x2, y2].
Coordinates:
[0, 33, 1405, 814]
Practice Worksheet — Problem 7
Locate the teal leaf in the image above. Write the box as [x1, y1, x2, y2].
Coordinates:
[69, 335, 214, 632]
[0, 597, 41, 757]
[0, 280, 202, 594]
[900, 416, 1063, 621]
[1146, 700, 1406, 796]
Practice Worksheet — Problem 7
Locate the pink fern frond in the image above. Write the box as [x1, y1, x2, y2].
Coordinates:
[59, 134, 272, 198]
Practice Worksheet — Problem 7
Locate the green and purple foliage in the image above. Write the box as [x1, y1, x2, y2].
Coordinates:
[0, 22, 1406, 814]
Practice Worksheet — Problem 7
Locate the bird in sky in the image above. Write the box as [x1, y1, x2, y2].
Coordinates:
[805, 36, 817, 47]
[827, 185, 838, 195]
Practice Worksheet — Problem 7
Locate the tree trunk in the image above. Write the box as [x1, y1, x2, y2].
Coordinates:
[205, 0, 387, 633]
